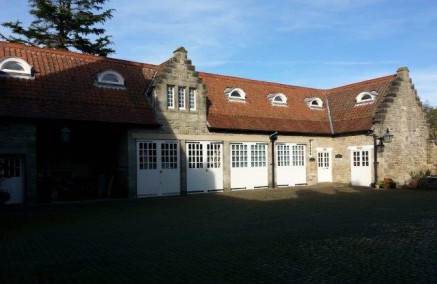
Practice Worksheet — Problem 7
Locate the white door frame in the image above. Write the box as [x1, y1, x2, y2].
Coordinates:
[0, 157, 24, 204]
[317, 148, 332, 183]
[349, 145, 373, 186]
[137, 140, 180, 197]
[276, 143, 306, 186]
[230, 142, 268, 190]
[187, 141, 223, 193]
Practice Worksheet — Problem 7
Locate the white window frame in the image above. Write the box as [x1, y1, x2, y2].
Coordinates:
[305, 97, 323, 109]
[267, 93, 287, 106]
[167, 86, 175, 109]
[189, 88, 196, 110]
[356, 91, 378, 105]
[96, 70, 125, 87]
[0, 57, 33, 79]
[225, 88, 246, 102]
[178, 87, 186, 109]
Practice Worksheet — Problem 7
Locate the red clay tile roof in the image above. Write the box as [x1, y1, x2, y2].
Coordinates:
[200, 72, 332, 134]
[201, 72, 397, 135]
[0, 41, 159, 125]
[327, 75, 397, 134]
[1, 42, 398, 134]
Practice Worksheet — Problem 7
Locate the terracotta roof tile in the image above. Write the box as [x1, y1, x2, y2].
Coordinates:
[0, 41, 158, 125]
[200, 72, 331, 134]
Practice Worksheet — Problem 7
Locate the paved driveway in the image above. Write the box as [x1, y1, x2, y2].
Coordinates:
[1, 186, 437, 283]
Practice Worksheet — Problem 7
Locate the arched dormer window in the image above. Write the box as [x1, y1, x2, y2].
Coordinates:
[0, 57, 33, 79]
[356, 91, 378, 105]
[224, 87, 246, 102]
[305, 97, 323, 109]
[267, 93, 287, 106]
[96, 70, 125, 88]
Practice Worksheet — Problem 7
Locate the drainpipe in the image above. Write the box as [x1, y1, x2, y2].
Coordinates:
[269, 132, 278, 188]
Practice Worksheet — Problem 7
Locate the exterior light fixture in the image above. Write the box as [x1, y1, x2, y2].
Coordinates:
[61, 127, 71, 143]
[372, 128, 394, 187]
[382, 128, 393, 143]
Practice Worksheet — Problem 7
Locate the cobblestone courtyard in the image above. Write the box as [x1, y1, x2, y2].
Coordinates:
[1, 186, 437, 283]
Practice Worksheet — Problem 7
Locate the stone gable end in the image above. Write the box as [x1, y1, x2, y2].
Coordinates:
[151, 47, 208, 135]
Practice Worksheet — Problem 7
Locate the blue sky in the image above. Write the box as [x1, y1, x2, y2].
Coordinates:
[1, 0, 437, 105]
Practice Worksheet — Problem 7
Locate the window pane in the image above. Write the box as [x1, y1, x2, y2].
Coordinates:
[3, 61, 24, 71]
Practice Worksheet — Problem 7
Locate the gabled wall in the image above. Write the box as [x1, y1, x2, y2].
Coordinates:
[151, 47, 208, 135]
[375, 67, 430, 185]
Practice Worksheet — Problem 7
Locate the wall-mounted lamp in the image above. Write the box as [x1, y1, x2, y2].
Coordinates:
[375, 128, 393, 152]
[373, 128, 394, 186]
[61, 127, 72, 143]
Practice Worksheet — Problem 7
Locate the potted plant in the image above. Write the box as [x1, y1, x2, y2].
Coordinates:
[409, 169, 431, 189]
[382, 177, 397, 189]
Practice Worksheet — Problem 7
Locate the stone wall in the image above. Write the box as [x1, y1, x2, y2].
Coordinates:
[376, 67, 430, 185]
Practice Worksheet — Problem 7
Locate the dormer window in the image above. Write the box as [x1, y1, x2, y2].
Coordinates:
[305, 97, 323, 109]
[356, 91, 378, 105]
[0, 57, 33, 79]
[96, 70, 125, 88]
[267, 93, 287, 106]
[225, 88, 246, 102]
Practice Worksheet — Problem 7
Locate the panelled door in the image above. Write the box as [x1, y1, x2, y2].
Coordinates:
[317, 148, 332, 183]
[187, 141, 223, 193]
[276, 144, 306, 186]
[351, 148, 372, 186]
[0, 157, 24, 204]
[137, 140, 180, 197]
[230, 143, 268, 190]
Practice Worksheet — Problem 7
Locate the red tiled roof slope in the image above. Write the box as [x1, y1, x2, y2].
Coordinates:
[200, 72, 332, 134]
[327, 75, 396, 133]
[0, 42, 159, 125]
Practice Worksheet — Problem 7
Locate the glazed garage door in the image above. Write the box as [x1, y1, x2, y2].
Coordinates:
[137, 141, 180, 197]
[276, 144, 306, 186]
[0, 157, 24, 204]
[187, 142, 223, 193]
[230, 143, 268, 190]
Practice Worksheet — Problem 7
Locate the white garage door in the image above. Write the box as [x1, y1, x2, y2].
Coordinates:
[230, 143, 268, 190]
[187, 141, 223, 193]
[0, 157, 24, 204]
[276, 144, 306, 186]
[137, 141, 180, 197]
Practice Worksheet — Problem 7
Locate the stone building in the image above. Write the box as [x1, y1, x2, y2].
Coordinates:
[0, 41, 433, 204]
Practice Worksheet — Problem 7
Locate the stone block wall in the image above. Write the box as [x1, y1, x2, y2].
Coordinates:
[376, 67, 430, 185]
[151, 47, 209, 136]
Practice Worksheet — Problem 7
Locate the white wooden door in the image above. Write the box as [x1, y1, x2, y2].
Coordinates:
[276, 144, 306, 186]
[187, 142, 223, 193]
[0, 157, 24, 204]
[317, 148, 332, 183]
[351, 149, 372, 186]
[137, 141, 180, 197]
[230, 143, 268, 189]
